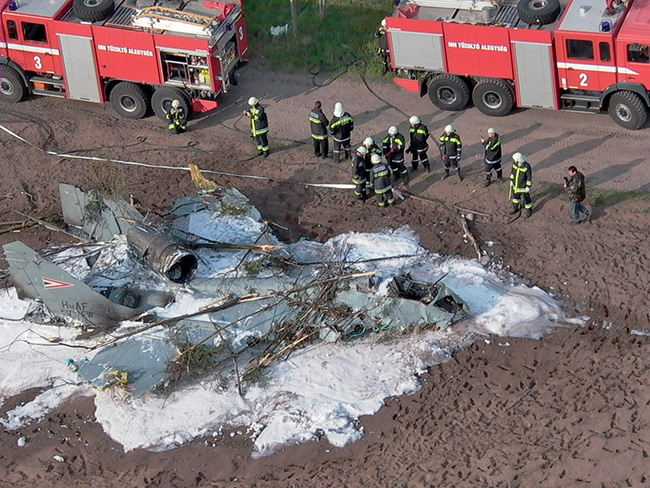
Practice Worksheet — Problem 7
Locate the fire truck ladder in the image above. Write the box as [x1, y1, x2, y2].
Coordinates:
[132, 7, 217, 33]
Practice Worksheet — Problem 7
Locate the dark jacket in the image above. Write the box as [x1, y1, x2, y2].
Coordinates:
[409, 123, 429, 151]
[370, 163, 393, 194]
[484, 134, 502, 164]
[566, 171, 586, 202]
[166, 107, 187, 129]
[250, 105, 269, 136]
[309, 108, 329, 140]
[364, 144, 382, 168]
[382, 133, 405, 161]
[352, 153, 368, 185]
[329, 112, 354, 142]
[510, 162, 533, 193]
[439, 132, 462, 159]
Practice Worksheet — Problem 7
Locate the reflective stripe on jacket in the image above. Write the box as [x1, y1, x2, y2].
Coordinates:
[510, 162, 532, 193]
[309, 109, 329, 140]
[330, 113, 354, 141]
[439, 133, 462, 158]
[409, 123, 429, 150]
[485, 134, 501, 164]
[250, 105, 269, 136]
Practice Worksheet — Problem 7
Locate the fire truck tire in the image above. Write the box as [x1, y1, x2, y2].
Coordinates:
[0, 66, 28, 104]
[427, 75, 470, 111]
[72, 0, 115, 22]
[472, 80, 515, 117]
[517, 0, 561, 25]
[152, 88, 193, 121]
[607, 91, 648, 130]
[110, 82, 150, 119]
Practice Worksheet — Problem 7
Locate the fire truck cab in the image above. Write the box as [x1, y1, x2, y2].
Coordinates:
[0, 0, 249, 119]
[384, 0, 650, 129]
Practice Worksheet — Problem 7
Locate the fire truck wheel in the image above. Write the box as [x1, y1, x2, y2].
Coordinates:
[152, 88, 193, 121]
[472, 80, 515, 117]
[427, 75, 470, 111]
[607, 91, 648, 131]
[110, 82, 150, 119]
[0, 66, 28, 104]
[517, 0, 561, 25]
[72, 0, 115, 22]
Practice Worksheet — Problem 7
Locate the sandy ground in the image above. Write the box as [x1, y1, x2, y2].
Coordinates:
[1, 65, 650, 487]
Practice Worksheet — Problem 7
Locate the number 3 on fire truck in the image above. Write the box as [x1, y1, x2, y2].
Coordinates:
[579, 73, 588, 87]
[238, 26, 244, 41]
[33, 56, 42, 70]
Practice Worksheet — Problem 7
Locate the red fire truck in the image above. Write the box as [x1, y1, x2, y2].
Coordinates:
[383, 0, 650, 129]
[0, 0, 248, 119]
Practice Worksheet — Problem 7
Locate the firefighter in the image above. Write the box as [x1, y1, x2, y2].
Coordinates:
[480, 127, 503, 187]
[374, 19, 390, 74]
[166, 100, 187, 134]
[243, 96, 270, 158]
[309, 100, 329, 159]
[382, 126, 409, 183]
[329, 102, 354, 163]
[509, 152, 534, 218]
[363, 137, 382, 161]
[406, 116, 430, 172]
[352, 146, 369, 201]
[439, 124, 462, 180]
[369, 153, 396, 207]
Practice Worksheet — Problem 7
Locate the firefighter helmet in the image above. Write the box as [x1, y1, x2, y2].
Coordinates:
[409, 115, 420, 125]
[512, 152, 527, 164]
[388, 126, 398, 135]
[248, 96, 259, 106]
[371, 154, 382, 165]
[381, 19, 387, 28]
[363, 137, 375, 146]
[444, 124, 455, 133]
[334, 102, 344, 117]
[357, 146, 368, 156]
[487, 127, 496, 134]
[171, 99, 181, 109]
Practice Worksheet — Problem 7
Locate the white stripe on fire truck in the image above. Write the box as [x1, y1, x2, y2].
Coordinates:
[0, 42, 60, 56]
[556, 61, 639, 76]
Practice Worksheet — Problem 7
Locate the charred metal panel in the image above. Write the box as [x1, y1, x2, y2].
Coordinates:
[513, 41, 557, 109]
[58, 34, 102, 102]
[390, 31, 445, 71]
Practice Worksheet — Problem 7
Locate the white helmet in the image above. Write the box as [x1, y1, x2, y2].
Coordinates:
[388, 126, 398, 135]
[409, 115, 420, 125]
[381, 19, 387, 28]
[487, 127, 496, 134]
[444, 124, 455, 133]
[363, 137, 375, 146]
[171, 99, 181, 109]
[357, 146, 368, 156]
[512, 152, 527, 164]
[370, 154, 382, 165]
[248, 96, 259, 106]
[334, 102, 344, 117]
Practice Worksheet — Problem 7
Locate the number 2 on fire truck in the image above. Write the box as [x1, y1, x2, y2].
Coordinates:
[579, 73, 588, 87]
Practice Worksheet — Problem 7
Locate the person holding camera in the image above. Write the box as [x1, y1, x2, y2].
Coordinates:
[564, 165, 591, 225]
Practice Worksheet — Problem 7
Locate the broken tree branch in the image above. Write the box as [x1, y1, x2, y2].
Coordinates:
[459, 215, 482, 261]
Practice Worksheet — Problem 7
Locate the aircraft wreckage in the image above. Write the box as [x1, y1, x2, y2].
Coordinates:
[3, 176, 468, 397]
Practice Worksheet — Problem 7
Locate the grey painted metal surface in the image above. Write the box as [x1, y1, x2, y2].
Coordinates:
[58, 34, 103, 103]
[558, 0, 624, 33]
[513, 41, 557, 109]
[391, 31, 446, 71]
[60, 184, 144, 242]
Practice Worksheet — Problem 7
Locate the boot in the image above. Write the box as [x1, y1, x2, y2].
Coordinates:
[496, 170, 503, 182]
[423, 162, 431, 173]
[524, 208, 533, 219]
[411, 161, 418, 172]
[441, 169, 450, 180]
[484, 175, 491, 187]
[509, 204, 520, 215]
[457, 167, 463, 181]
[345, 149, 352, 161]
[334, 153, 341, 164]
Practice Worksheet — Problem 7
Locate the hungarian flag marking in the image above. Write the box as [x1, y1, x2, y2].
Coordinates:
[43, 278, 74, 289]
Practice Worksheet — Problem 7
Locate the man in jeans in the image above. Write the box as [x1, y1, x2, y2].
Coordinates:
[564, 165, 591, 225]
